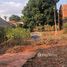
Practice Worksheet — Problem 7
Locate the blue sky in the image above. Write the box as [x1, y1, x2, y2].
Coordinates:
[57, 0, 67, 9]
[0, 0, 67, 19]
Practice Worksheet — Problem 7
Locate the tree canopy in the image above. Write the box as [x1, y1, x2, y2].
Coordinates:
[22, 0, 59, 29]
[9, 15, 21, 22]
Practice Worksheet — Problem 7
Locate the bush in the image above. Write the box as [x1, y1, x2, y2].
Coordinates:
[0, 27, 31, 54]
[6, 27, 30, 39]
[5, 27, 31, 45]
[63, 23, 67, 33]
[44, 25, 52, 31]
[63, 23, 67, 29]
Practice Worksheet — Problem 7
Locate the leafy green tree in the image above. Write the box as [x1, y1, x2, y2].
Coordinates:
[22, 0, 59, 30]
[9, 15, 21, 22]
[4, 16, 7, 20]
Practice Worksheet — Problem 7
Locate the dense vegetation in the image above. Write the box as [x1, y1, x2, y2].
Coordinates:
[6, 27, 30, 39]
[0, 27, 30, 44]
[9, 15, 21, 22]
[0, 27, 31, 54]
[22, 0, 59, 30]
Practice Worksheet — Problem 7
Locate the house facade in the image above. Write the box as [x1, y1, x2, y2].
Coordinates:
[8, 20, 24, 28]
[59, 4, 67, 23]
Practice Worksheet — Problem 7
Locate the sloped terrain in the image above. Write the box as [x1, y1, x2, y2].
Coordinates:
[23, 38, 67, 67]
[0, 31, 67, 67]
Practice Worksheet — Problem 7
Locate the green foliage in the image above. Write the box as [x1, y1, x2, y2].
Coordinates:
[63, 23, 67, 33]
[6, 27, 30, 39]
[0, 27, 6, 43]
[63, 23, 67, 29]
[22, 0, 59, 30]
[51, 0, 59, 4]
[9, 15, 20, 22]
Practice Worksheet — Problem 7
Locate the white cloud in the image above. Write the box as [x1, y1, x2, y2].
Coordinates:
[1, 2, 22, 7]
[0, 1, 28, 19]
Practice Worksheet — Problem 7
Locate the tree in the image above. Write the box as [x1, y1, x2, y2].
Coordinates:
[4, 16, 7, 21]
[22, 0, 59, 30]
[51, 0, 59, 4]
[9, 15, 21, 22]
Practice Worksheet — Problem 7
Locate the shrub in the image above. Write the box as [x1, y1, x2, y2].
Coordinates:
[44, 25, 52, 31]
[6, 27, 30, 39]
[63, 23, 67, 33]
[5, 27, 31, 45]
[63, 23, 67, 28]
[0, 27, 31, 54]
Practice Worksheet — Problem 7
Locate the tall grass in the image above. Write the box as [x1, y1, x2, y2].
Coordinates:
[63, 23, 67, 34]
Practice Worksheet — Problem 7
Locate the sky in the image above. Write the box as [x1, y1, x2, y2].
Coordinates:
[0, 0, 28, 19]
[57, 0, 67, 9]
[0, 0, 67, 19]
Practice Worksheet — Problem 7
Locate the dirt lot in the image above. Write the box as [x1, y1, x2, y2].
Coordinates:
[0, 30, 67, 67]
[23, 31, 67, 67]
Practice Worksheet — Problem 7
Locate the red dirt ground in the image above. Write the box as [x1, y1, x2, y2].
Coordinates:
[0, 30, 67, 67]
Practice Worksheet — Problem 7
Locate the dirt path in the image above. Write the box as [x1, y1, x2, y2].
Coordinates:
[23, 39, 67, 67]
[0, 51, 37, 67]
